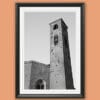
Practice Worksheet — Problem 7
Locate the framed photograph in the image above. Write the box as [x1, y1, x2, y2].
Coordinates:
[16, 3, 85, 98]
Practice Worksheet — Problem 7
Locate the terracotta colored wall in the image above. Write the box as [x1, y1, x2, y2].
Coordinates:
[0, 0, 100, 100]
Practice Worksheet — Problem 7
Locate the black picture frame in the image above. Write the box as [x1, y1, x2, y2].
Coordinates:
[16, 3, 85, 98]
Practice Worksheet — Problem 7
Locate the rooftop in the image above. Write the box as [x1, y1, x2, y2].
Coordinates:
[49, 18, 68, 28]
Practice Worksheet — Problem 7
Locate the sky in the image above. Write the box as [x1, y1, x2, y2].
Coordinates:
[24, 12, 76, 69]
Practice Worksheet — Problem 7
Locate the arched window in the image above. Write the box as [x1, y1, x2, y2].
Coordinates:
[64, 37, 68, 48]
[53, 24, 58, 30]
[35, 79, 46, 89]
[54, 35, 58, 45]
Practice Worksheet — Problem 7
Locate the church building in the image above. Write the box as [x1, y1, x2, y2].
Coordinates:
[24, 18, 74, 89]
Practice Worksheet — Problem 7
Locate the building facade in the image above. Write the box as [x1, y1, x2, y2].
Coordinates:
[24, 18, 74, 89]
[24, 61, 50, 89]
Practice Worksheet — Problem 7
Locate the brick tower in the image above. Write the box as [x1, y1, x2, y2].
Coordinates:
[49, 18, 74, 89]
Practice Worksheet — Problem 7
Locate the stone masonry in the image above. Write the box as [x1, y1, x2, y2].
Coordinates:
[24, 18, 74, 89]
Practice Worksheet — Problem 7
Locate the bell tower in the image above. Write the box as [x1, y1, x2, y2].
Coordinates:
[49, 18, 74, 89]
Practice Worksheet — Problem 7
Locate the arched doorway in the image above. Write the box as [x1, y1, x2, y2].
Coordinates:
[35, 79, 46, 89]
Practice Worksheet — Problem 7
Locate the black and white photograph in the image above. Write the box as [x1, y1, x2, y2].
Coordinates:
[16, 3, 85, 98]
